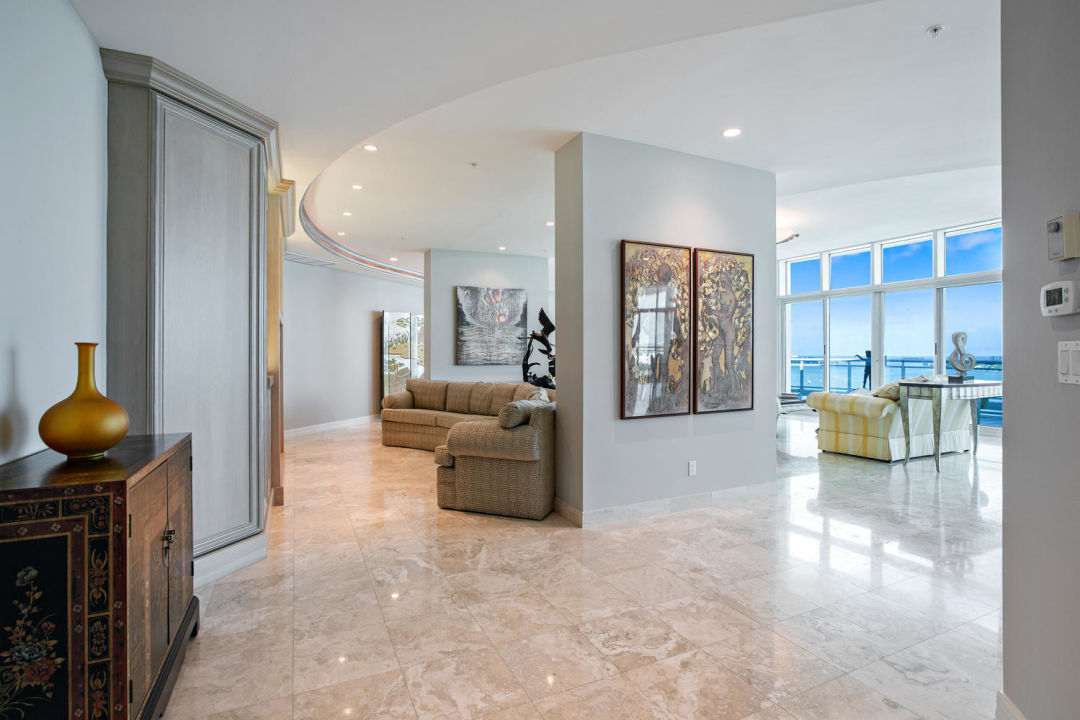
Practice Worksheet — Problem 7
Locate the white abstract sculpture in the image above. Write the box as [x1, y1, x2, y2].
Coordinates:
[948, 331, 977, 381]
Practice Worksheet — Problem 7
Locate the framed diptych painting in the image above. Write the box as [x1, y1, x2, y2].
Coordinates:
[455, 286, 528, 365]
[693, 248, 754, 413]
[620, 240, 692, 419]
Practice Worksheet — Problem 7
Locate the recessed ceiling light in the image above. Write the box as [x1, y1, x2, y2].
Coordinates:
[389, 257, 398, 262]
[337, 232, 345, 236]
[722, 128, 742, 138]
[351, 184, 362, 190]
[342, 211, 352, 216]
[546, 221, 555, 227]
[498, 246, 507, 251]
[363, 144, 378, 152]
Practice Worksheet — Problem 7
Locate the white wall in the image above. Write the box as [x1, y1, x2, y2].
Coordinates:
[0, 0, 107, 464]
[1001, 1, 1080, 717]
[424, 249, 551, 383]
[284, 262, 423, 430]
[556, 133, 776, 515]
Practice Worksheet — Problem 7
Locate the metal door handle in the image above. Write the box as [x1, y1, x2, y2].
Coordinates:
[162, 528, 176, 566]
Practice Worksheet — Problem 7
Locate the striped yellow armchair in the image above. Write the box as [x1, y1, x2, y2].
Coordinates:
[806, 390, 971, 462]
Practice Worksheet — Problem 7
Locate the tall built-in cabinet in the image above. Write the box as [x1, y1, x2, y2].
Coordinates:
[101, 50, 288, 557]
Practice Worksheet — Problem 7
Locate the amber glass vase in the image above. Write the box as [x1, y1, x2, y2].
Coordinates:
[38, 342, 130, 460]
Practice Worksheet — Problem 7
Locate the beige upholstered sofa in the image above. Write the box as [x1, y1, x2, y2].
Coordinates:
[381, 378, 548, 451]
[435, 399, 555, 520]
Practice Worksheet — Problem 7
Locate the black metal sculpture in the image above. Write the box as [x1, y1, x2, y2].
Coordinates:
[521, 307, 556, 389]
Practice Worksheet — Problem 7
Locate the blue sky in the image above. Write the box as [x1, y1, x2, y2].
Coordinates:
[788, 227, 1002, 359]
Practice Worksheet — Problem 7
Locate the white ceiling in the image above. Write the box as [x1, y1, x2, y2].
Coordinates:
[776, 165, 1002, 260]
[72, 0, 1000, 281]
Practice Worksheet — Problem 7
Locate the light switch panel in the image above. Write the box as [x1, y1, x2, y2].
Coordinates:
[1058, 341, 1080, 384]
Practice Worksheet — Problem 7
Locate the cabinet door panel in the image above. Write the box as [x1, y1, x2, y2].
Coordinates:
[167, 442, 194, 640]
[154, 93, 266, 556]
[128, 464, 170, 711]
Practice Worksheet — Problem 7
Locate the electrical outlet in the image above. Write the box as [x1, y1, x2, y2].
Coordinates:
[688, 460, 697, 476]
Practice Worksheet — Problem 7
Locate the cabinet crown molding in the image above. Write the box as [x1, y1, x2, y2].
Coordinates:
[100, 49, 284, 189]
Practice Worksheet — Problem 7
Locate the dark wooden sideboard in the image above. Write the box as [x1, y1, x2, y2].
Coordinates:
[0, 434, 197, 720]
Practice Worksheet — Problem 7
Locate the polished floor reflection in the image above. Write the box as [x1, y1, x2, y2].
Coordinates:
[165, 411, 1002, 719]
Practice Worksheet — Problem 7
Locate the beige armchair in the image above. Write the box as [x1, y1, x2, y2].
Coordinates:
[435, 400, 555, 520]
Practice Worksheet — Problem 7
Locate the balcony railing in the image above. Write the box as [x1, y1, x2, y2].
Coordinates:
[788, 355, 1002, 427]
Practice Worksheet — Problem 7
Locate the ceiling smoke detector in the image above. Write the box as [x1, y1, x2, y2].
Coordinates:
[926, 24, 945, 39]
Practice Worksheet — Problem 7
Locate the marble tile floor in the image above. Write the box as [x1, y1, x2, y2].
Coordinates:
[165, 412, 1002, 719]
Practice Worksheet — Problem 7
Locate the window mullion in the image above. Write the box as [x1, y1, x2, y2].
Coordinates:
[822, 297, 830, 393]
[872, 291, 884, 389]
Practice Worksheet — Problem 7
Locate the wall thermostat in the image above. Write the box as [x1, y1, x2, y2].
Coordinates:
[1047, 213, 1080, 261]
[1041, 280, 1079, 316]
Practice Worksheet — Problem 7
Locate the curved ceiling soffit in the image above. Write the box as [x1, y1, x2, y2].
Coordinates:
[299, 184, 423, 283]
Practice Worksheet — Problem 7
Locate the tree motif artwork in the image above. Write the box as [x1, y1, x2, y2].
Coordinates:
[621, 240, 692, 419]
[455, 287, 528, 365]
[693, 249, 754, 413]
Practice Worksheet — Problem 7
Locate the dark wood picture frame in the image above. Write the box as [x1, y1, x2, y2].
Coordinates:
[620, 239, 693, 419]
[692, 248, 755, 414]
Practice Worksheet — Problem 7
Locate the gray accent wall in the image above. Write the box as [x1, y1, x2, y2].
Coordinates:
[424, 249, 552, 383]
[555, 133, 776, 513]
[0, 0, 107, 464]
[284, 262, 423, 430]
[1001, 0, 1080, 716]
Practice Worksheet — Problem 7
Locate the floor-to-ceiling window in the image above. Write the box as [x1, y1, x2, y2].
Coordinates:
[787, 300, 824, 397]
[829, 294, 872, 392]
[883, 288, 935, 383]
[778, 221, 1003, 425]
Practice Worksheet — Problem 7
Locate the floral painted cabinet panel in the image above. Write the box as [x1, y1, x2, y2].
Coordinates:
[0, 482, 126, 720]
[0, 434, 196, 720]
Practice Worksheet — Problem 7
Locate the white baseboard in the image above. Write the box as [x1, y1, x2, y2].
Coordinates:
[194, 531, 268, 588]
[285, 414, 375, 438]
[553, 497, 583, 527]
[996, 693, 1026, 720]
[579, 481, 781, 528]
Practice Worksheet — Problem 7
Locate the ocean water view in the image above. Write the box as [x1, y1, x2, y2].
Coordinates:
[789, 355, 1003, 427]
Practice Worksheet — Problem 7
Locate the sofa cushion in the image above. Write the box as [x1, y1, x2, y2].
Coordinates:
[470, 382, 495, 414]
[434, 445, 455, 467]
[513, 382, 548, 402]
[435, 412, 495, 429]
[499, 399, 548, 428]
[446, 382, 474, 413]
[407, 379, 448, 410]
[381, 408, 440, 426]
[489, 383, 517, 415]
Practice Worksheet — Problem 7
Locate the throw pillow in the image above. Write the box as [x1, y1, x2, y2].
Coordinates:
[513, 382, 548, 403]
[872, 374, 932, 402]
[872, 383, 900, 401]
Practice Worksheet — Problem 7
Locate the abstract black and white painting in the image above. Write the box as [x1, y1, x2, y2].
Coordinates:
[455, 286, 528, 365]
